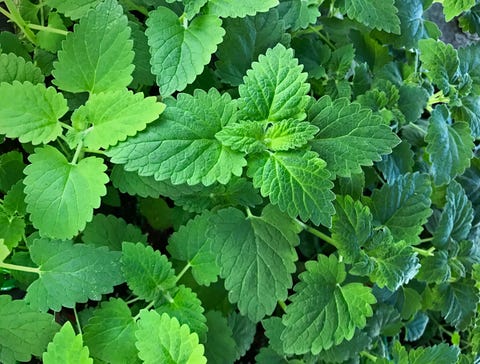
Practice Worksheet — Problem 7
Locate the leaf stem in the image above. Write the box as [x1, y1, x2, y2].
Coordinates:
[360, 351, 378, 361]
[412, 246, 436, 257]
[73, 306, 83, 336]
[418, 236, 434, 244]
[295, 220, 339, 249]
[125, 296, 142, 305]
[175, 262, 192, 283]
[134, 300, 155, 320]
[0, 261, 40, 274]
[1, 0, 37, 44]
[71, 140, 84, 165]
[278, 300, 287, 313]
[27, 23, 68, 36]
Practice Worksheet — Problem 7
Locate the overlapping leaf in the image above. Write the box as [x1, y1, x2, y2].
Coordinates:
[46, 0, 101, 19]
[52, 0, 134, 93]
[0, 81, 67, 144]
[0, 53, 44, 83]
[277, 0, 321, 30]
[165, 0, 208, 20]
[343, 0, 400, 33]
[23, 146, 108, 239]
[207, 0, 278, 18]
[442, 0, 475, 21]
[215, 120, 266, 154]
[204, 311, 237, 364]
[0, 151, 25, 193]
[43, 322, 92, 364]
[146, 6, 224, 96]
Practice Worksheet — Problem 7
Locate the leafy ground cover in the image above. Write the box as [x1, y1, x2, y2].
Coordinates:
[1, 0, 480, 362]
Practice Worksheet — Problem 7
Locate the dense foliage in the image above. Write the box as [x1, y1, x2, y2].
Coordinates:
[1, 0, 480, 362]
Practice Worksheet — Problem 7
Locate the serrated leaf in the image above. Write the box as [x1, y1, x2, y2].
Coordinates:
[0, 52, 44, 83]
[83, 298, 139, 364]
[419, 39, 460, 94]
[70, 90, 165, 150]
[452, 95, 480, 139]
[0, 211, 25, 249]
[309, 96, 400, 178]
[317, 330, 371, 363]
[344, 0, 400, 33]
[0, 296, 59, 364]
[443, 0, 475, 21]
[0, 81, 67, 144]
[3, 180, 27, 216]
[108, 88, 246, 186]
[204, 311, 237, 364]
[277, 0, 321, 30]
[82, 214, 147, 251]
[0, 239, 10, 262]
[146, 6, 224, 96]
[215, 120, 267, 153]
[23, 146, 108, 239]
[129, 22, 155, 87]
[52, 0, 134, 93]
[46, 0, 101, 19]
[25, 239, 124, 311]
[408, 343, 460, 363]
[417, 250, 451, 283]
[262, 317, 285, 355]
[121, 242, 176, 301]
[459, 43, 480, 94]
[208, 206, 299, 322]
[370, 172, 432, 243]
[228, 312, 256, 359]
[388, 0, 431, 49]
[377, 141, 414, 184]
[281, 254, 376, 354]
[207, 0, 278, 18]
[248, 151, 335, 226]
[239, 44, 310, 122]
[168, 212, 220, 286]
[43, 322, 92, 364]
[215, 9, 288, 86]
[425, 105, 473, 186]
[166, 0, 208, 20]
[0, 151, 25, 193]
[264, 120, 318, 151]
[135, 310, 206, 364]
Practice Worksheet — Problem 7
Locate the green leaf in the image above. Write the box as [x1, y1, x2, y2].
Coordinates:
[309, 96, 400, 178]
[316, 330, 371, 363]
[206, 0, 279, 18]
[249, 151, 335, 226]
[37, 12, 66, 53]
[228, 312, 256, 359]
[204, 311, 237, 364]
[0, 239, 10, 262]
[23, 146, 108, 239]
[0, 52, 44, 83]
[52, 0, 134, 93]
[262, 317, 285, 355]
[70, 90, 165, 150]
[215, 9, 288, 86]
[388, 0, 431, 49]
[459, 43, 480, 94]
[168, 212, 220, 286]
[82, 214, 147, 251]
[443, 0, 475, 21]
[25, 239, 123, 311]
[46, 0, 101, 19]
[3, 180, 27, 216]
[398, 84, 430, 123]
[281, 254, 376, 355]
[370, 172, 432, 243]
[43, 322, 92, 364]
[417, 250, 451, 283]
[208, 206, 299, 321]
[419, 39, 460, 94]
[344, 0, 400, 33]
[129, 22, 155, 87]
[121, 242, 176, 301]
[408, 343, 460, 363]
[108, 88, 246, 186]
[83, 298, 139, 364]
[0, 211, 25, 249]
[165, 0, 208, 20]
[0, 81, 67, 144]
[0, 296, 59, 364]
[377, 141, 415, 184]
[135, 310, 206, 364]
[146, 6, 224, 96]
[451, 95, 480, 139]
[238, 44, 310, 122]
[0, 151, 25, 193]
[425, 105, 473, 186]
[264, 120, 319, 151]
[277, 0, 321, 30]
[215, 120, 267, 154]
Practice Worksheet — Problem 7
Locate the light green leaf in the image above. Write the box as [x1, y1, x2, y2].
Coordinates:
[249, 151, 335, 226]
[146, 6, 224, 96]
[443, 0, 475, 21]
[281, 254, 376, 354]
[52, 0, 134, 93]
[121, 242, 176, 301]
[135, 310, 206, 364]
[82, 214, 147, 251]
[37, 12, 66, 53]
[343, 0, 400, 33]
[0, 211, 25, 249]
[46, 0, 101, 19]
[165, 0, 208, 20]
[238, 44, 310, 122]
[0, 52, 44, 83]
[23, 146, 108, 239]
[83, 299, 140, 364]
[264, 120, 318, 151]
[0, 81, 67, 144]
[3, 180, 27, 216]
[25, 239, 124, 311]
[207, 0, 278, 18]
[43, 322, 92, 364]
[70, 90, 165, 150]
[168, 212, 220, 286]
[0, 296, 59, 364]
[0, 239, 10, 262]
[208, 206, 299, 322]
[277, 0, 321, 30]
[108, 88, 246, 186]
[309, 96, 400, 178]
[370, 173, 432, 243]
[204, 311, 237, 364]
[215, 120, 267, 154]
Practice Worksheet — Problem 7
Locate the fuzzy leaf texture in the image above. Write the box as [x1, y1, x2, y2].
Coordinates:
[249, 150, 335, 226]
[83, 299, 139, 364]
[43, 322, 92, 364]
[264, 120, 319, 151]
[52, 0, 134, 93]
[121, 242, 176, 302]
[0, 296, 59, 364]
[343, 0, 401, 33]
[135, 310, 206, 364]
[0, 53, 44, 83]
[70, 90, 165, 150]
[238, 44, 310, 122]
[208, 206, 299, 322]
[215, 120, 267, 154]
[309, 96, 400, 178]
[25, 239, 124, 311]
[23, 146, 108, 239]
[0, 81, 67, 145]
[425, 105, 473, 186]
[281, 254, 376, 355]
[146, 6, 224, 96]
[207, 0, 278, 18]
[108, 88, 246, 186]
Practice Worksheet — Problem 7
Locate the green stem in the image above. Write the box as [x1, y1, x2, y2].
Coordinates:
[2, 0, 37, 44]
[133, 300, 155, 320]
[83, 148, 106, 155]
[427, 90, 450, 112]
[418, 236, 434, 244]
[412, 246, 435, 257]
[175, 262, 192, 284]
[27, 23, 68, 36]
[306, 25, 335, 49]
[360, 351, 378, 361]
[71, 140, 83, 165]
[125, 296, 142, 305]
[73, 306, 83, 336]
[278, 300, 287, 313]
[0, 261, 40, 275]
[295, 220, 339, 249]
